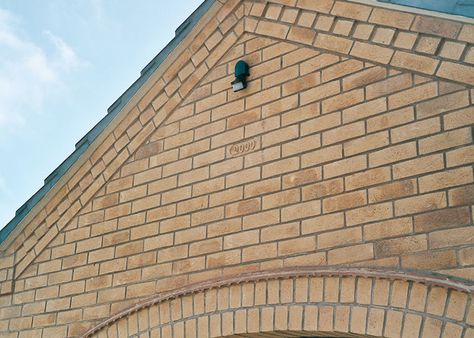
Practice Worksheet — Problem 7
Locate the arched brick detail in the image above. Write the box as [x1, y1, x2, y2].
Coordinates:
[83, 267, 473, 337]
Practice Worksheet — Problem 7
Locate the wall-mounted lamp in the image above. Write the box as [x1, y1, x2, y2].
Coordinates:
[231, 60, 250, 92]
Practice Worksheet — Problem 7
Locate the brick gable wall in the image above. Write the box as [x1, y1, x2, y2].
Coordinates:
[0, 0, 473, 336]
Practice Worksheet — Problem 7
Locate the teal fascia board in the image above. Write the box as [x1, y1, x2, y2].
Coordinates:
[0, 0, 216, 244]
[378, 0, 474, 18]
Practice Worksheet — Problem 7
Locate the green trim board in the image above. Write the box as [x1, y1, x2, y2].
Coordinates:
[378, 0, 474, 18]
[0, 0, 216, 244]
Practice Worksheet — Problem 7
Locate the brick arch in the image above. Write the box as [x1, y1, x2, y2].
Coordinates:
[82, 267, 473, 337]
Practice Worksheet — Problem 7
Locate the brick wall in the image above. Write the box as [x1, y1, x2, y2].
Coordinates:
[1, 0, 473, 337]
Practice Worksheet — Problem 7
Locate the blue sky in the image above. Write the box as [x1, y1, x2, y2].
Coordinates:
[0, 0, 203, 229]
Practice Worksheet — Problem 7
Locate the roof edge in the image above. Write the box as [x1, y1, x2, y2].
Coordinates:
[0, 0, 216, 245]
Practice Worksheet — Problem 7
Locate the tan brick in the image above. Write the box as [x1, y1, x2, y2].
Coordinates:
[415, 36, 440, 54]
[282, 72, 320, 97]
[227, 108, 260, 129]
[287, 26, 315, 45]
[207, 249, 240, 268]
[351, 41, 394, 64]
[323, 122, 365, 146]
[437, 61, 474, 85]
[449, 184, 474, 206]
[160, 214, 190, 233]
[364, 217, 413, 241]
[225, 198, 260, 217]
[178, 167, 209, 187]
[300, 53, 339, 76]
[367, 107, 414, 133]
[146, 204, 176, 222]
[193, 148, 225, 168]
[459, 247, 474, 266]
[395, 192, 446, 216]
[302, 178, 343, 201]
[391, 117, 441, 144]
[211, 127, 244, 149]
[411, 16, 461, 39]
[245, 116, 279, 138]
[328, 243, 373, 265]
[210, 186, 242, 207]
[366, 73, 412, 100]
[191, 206, 224, 226]
[318, 227, 362, 249]
[393, 153, 444, 179]
[344, 131, 389, 156]
[278, 236, 316, 256]
[258, 94, 298, 118]
[322, 59, 363, 83]
[261, 222, 299, 242]
[414, 207, 470, 233]
[342, 66, 387, 91]
[157, 244, 188, 263]
[297, 0, 333, 13]
[283, 167, 321, 189]
[342, 97, 387, 123]
[282, 134, 321, 158]
[446, 291, 469, 322]
[416, 91, 469, 118]
[430, 226, 474, 249]
[346, 202, 393, 226]
[262, 125, 299, 148]
[210, 157, 243, 178]
[244, 177, 280, 198]
[300, 112, 341, 137]
[224, 230, 259, 249]
[444, 106, 474, 131]
[391, 51, 439, 75]
[243, 209, 279, 230]
[323, 155, 367, 179]
[333, 19, 353, 36]
[281, 200, 321, 222]
[255, 20, 289, 39]
[389, 82, 437, 110]
[196, 92, 226, 114]
[419, 167, 473, 193]
[262, 65, 298, 89]
[263, 188, 300, 210]
[322, 89, 364, 114]
[439, 41, 466, 60]
[393, 31, 418, 49]
[314, 33, 353, 54]
[353, 23, 374, 40]
[446, 145, 474, 169]
[300, 79, 340, 106]
[262, 157, 299, 178]
[281, 7, 299, 23]
[323, 190, 366, 213]
[369, 8, 414, 29]
[369, 142, 417, 167]
[190, 238, 222, 256]
[175, 226, 206, 245]
[419, 127, 472, 154]
[345, 167, 391, 191]
[375, 234, 427, 257]
[402, 250, 457, 270]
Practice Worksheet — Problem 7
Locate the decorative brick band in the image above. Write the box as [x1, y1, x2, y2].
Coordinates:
[81, 266, 473, 337]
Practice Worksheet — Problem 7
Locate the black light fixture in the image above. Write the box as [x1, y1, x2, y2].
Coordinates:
[231, 60, 250, 92]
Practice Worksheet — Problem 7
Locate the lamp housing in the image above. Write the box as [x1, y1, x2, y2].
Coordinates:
[231, 60, 249, 92]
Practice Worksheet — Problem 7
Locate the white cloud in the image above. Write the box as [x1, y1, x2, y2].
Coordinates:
[0, 8, 85, 131]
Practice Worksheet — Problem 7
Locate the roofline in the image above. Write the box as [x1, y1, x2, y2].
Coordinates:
[0, 0, 216, 244]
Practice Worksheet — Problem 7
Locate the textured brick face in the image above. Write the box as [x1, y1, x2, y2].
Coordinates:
[1, 0, 474, 337]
